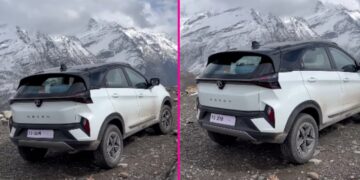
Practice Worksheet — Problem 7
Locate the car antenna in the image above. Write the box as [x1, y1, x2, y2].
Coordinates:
[60, 63, 67, 72]
[251, 41, 260, 49]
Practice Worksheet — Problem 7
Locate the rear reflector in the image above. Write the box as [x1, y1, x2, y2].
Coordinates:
[81, 117, 91, 136]
[265, 105, 275, 128]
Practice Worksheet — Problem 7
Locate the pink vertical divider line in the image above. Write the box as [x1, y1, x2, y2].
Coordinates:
[177, 0, 181, 179]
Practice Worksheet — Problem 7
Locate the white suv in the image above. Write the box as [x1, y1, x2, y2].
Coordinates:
[196, 41, 360, 163]
[9, 62, 173, 168]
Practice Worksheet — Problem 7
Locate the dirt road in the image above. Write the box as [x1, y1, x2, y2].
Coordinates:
[181, 95, 360, 180]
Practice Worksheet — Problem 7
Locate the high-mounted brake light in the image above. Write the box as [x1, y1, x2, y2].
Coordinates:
[81, 117, 91, 136]
[265, 105, 275, 128]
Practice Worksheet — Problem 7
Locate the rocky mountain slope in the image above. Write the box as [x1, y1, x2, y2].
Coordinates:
[181, 1, 360, 74]
[0, 19, 177, 110]
[0, 24, 96, 109]
[78, 19, 177, 85]
[306, 1, 360, 58]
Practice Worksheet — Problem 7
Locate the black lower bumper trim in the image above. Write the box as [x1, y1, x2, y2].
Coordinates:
[202, 123, 257, 141]
[198, 105, 287, 143]
[10, 122, 99, 151]
[11, 138, 100, 151]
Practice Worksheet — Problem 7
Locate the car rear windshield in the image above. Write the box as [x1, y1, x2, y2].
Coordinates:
[200, 52, 275, 79]
[16, 74, 87, 98]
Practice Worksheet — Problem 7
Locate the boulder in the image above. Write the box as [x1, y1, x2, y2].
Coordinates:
[2, 111, 12, 119]
[307, 172, 320, 180]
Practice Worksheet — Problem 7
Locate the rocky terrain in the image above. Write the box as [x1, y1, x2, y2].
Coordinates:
[181, 94, 360, 180]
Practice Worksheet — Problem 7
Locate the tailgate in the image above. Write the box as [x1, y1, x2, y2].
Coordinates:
[11, 101, 84, 124]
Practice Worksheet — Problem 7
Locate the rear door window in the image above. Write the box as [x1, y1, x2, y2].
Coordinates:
[17, 75, 86, 98]
[201, 53, 274, 79]
[301, 47, 332, 70]
[105, 68, 129, 88]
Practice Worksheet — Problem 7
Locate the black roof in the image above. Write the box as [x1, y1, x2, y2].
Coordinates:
[36, 62, 131, 75]
[210, 40, 338, 57]
[261, 40, 338, 50]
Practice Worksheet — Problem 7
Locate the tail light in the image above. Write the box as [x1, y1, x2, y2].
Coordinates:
[8, 117, 13, 130]
[255, 74, 281, 89]
[195, 73, 281, 89]
[71, 92, 93, 104]
[81, 117, 91, 136]
[9, 91, 93, 104]
[265, 105, 275, 128]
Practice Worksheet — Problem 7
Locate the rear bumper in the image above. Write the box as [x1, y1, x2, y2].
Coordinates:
[198, 105, 287, 143]
[9, 122, 99, 151]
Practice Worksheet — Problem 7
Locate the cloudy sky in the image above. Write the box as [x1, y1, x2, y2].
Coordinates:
[181, 0, 360, 17]
[0, 0, 176, 39]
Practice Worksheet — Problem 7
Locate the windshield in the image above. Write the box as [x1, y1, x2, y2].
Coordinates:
[16, 74, 87, 98]
[200, 52, 275, 79]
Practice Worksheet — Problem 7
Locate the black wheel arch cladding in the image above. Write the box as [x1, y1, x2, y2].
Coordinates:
[162, 96, 173, 108]
[284, 100, 322, 134]
[98, 113, 125, 140]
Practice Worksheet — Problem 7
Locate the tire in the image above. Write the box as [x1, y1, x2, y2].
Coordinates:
[281, 113, 319, 164]
[18, 146, 47, 162]
[94, 124, 123, 169]
[154, 105, 173, 134]
[207, 131, 237, 146]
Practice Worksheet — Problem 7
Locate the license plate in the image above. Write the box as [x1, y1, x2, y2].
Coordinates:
[27, 129, 54, 139]
[210, 113, 236, 126]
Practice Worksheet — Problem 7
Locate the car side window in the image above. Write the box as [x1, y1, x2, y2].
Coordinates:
[301, 47, 332, 71]
[124, 68, 148, 89]
[105, 68, 129, 88]
[329, 47, 357, 72]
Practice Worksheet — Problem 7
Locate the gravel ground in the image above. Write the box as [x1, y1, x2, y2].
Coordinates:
[181, 95, 360, 180]
[0, 106, 177, 180]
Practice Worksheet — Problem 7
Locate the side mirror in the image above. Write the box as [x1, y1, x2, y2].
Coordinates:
[150, 78, 160, 86]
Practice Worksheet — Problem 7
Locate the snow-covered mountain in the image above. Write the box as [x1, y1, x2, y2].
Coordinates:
[181, 7, 317, 74]
[0, 24, 97, 108]
[78, 19, 177, 86]
[306, 1, 360, 58]
[0, 19, 177, 110]
[181, 1, 360, 74]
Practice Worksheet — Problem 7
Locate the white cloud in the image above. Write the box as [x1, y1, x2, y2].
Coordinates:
[0, 0, 176, 38]
[320, 0, 360, 10]
[181, 0, 360, 17]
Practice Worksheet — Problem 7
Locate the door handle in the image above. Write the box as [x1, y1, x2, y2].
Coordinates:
[112, 93, 120, 98]
[307, 77, 317, 83]
[343, 78, 350, 82]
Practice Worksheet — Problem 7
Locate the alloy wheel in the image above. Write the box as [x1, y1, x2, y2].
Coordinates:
[161, 109, 172, 129]
[106, 132, 121, 160]
[296, 122, 316, 157]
